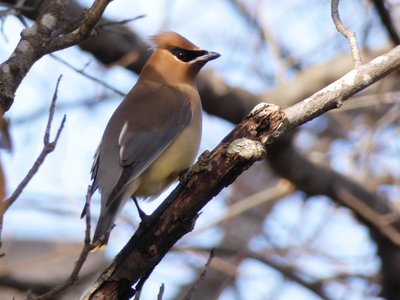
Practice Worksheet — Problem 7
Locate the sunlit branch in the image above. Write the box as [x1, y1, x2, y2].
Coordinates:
[331, 0, 362, 66]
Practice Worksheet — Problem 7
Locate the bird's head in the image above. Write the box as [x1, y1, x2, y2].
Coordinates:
[141, 32, 220, 85]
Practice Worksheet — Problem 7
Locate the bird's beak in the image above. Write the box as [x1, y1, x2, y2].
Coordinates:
[194, 51, 221, 63]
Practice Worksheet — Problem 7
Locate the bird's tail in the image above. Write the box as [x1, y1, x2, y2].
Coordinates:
[92, 215, 114, 250]
[92, 198, 122, 250]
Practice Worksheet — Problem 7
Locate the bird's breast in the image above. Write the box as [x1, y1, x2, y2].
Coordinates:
[135, 92, 202, 197]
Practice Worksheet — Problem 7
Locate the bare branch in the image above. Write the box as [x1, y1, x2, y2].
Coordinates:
[273, 44, 400, 141]
[182, 250, 214, 300]
[228, 0, 290, 84]
[371, 0, 400, 45]
[29, 185, 94, 300]
[133, 290, 141, 300]
[49, 54, 126, 97]
[331, 0, 362, 66]
[0, 0, 113, 111]
[247, 250, 330, 300]
[268, 133, 400, 247]
[338, 188, 400, 244]
[183, 246, 330, 300]
[157, 284, 164, 300]
[96, 15, 146, 29]
[0, 76, 66, 246]
[0, 276, 52, 295]
[13, 93, 115, 126]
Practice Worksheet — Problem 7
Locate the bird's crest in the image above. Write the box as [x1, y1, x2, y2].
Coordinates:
[151, 31, 200, 51]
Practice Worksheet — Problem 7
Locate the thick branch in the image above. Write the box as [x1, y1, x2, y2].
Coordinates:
[0, 0, 112, 111]
[0, 0, 150, 72]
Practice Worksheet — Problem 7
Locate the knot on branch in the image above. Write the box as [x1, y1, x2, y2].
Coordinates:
[226, 138, 266, 160]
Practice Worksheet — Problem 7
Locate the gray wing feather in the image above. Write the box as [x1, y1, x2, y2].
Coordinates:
[91, 82, 192, 207]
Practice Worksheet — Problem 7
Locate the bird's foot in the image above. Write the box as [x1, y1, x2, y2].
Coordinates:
[132, 197, 153, 226]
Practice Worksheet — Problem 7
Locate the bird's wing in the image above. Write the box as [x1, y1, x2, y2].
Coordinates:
[90, 143, 101, 186]
[93, 82, 192, 207]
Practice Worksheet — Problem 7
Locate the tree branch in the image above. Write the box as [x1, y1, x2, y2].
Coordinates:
[0, 76, 66, 247]
[29, 185, 94, 300]
[276, 44, 400, 139]
[181, 250, 214, 300]
[331, 0, 362, 66]
[0, 0, 113, 111]
[371, 0, 400, 45]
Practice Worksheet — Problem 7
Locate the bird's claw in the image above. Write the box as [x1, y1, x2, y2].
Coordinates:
[132, 197, 153, 226]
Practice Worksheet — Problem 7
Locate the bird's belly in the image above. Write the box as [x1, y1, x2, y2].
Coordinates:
[135, 118, 202, 198]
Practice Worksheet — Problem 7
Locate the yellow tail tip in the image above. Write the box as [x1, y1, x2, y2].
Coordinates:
[91, 244, 107, 253]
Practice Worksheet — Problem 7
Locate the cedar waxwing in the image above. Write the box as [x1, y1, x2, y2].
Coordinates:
[87, 32, 220, 247]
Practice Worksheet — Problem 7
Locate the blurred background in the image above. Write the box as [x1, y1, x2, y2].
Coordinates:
[0, 0, 399, 299]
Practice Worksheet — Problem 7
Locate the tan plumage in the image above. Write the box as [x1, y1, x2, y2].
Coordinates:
[87, 32, 220, 247]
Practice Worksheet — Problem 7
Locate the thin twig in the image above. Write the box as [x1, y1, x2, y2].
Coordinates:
[228, 0, 290, 84]
[13, 93, 114, 126]
[50, 54, 126, 97]
[182, 250, 215, 300]
[30, 185, 93, 300]
[97, 15, 146, 29]
[134, 265, 155, 297]
[187, 246, 329, 300]
[331, 0, 362, 66]
[157, 284, 165, 300]
[0, 76, 66, 246]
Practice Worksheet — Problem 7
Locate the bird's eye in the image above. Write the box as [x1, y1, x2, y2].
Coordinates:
[170, 48, 189, 62]
[176, 50, 187, 61]
[169, 48, 209, 63]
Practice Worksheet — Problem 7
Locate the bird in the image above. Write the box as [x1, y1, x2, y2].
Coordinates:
[86, 32, 220, 248]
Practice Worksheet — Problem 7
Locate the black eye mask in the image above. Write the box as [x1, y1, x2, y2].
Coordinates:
[169, 48, 208, 62]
